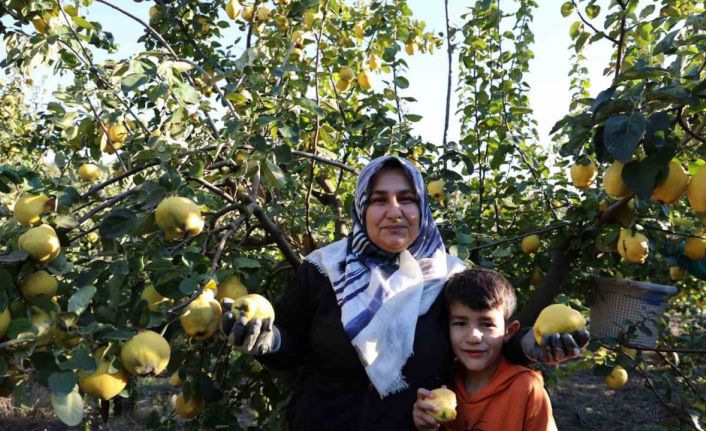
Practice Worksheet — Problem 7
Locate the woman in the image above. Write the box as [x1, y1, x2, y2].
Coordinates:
[225, 156, 588, 430]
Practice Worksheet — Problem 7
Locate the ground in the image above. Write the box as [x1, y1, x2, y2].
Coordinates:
[0, 364, 680, 431]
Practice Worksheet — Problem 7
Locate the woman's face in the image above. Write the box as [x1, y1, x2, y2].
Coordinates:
[364, 169, 420, 254]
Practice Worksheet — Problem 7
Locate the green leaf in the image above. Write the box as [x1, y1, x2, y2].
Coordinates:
[404, 114, 422, 122]
[585, 4, 600, 18]
[179, 276, 200, 296]
[56, 187, 80, 209]
[647, 85, 697, 106]
[173, 83, 200, 105]
[569, 21, 582, 39]
[58, 347, 97, 372]
[295, 97, 324, 118]
[394, 76, 409, 89]
[0, 250, 28, 263]
[48, 371, 78, 397]
[622, 159, 667, 200]
[50, 389, 84, 426]
[121, 73, 150, 92]
[99, 209, 137, 239]
[654, 30, 679, 55]
[262, 160, 286, 189]
[234, 257, 261, 269]
[7, 318, 33, 339]
[68, 285, 97, 316]
[603, 113, 646, 163]
[560, 2, 574, 17]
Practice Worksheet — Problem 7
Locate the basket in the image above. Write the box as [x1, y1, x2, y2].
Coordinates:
[590, 277, 677, 347]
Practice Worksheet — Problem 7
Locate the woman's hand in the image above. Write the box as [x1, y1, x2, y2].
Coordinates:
[521, 327, 590, 364]
[413, 388, 441, 431]
[221, 302, 280, 355]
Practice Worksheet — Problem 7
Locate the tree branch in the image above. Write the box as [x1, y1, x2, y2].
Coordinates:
[291, 150, 358, 174]
[81, 159, 160, 199]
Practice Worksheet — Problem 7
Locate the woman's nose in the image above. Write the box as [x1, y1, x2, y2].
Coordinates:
[386, 200, 403, 218]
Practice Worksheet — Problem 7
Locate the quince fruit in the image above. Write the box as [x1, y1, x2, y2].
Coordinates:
[231, 294, 275, 321]
[369, 53, 379, 71]
[180, 289, 222, 341]
[405, 40, 416, 55]
[533, 304, 586, 345]
[86, 232, 99, 243]
[242, 5, 254, 21]
[303, 10, 322, 28]
[19, 224, 61, 263]
[108, 124, 128, 145]
[652, 160, 688, 204]
[155, 196, 204, 240]
[21, 270, 58, 297]
[78, 163, 101, 183]
[0, 308, 10, 339]
[169, 370, 183, 388]
[427, 179, 445, 202]
[424, 387, 457, 423]
[603, 161, 631, 198]
[354, 22, 364, 39]
[669, 266, 684, 281]
[225, 0, 240, 20]
[339, 67, 355, 82]
[357, 70, 372, 91]
[140, 285, 170, 312]
[684, 237, 706, 260]
[79, 347, 128, 400]
[120, 330, 170, 376]
[617, 228, 649, 264]
[173, 393, 205, 419]
[14, 193, 50, 227]
[3, 95, 16, 107]
[687, 164, 706, 213]
[256, 5, 271, 22]
[217, 275, 248, 302]
[570, 161, 598, 188]
[605, 365, 628, 389]
[335, 79, 350, 93]
[521, 234, 540, 254]
[30, 306, 54, 347]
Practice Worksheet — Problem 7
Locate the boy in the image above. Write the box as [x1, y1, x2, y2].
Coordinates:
[413, 268, 557, 431]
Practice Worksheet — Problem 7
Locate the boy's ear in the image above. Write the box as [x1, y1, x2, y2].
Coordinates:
[504, 319, 521, 342]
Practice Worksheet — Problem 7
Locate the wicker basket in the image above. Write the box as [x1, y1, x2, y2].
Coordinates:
[590, 277, 677, 347]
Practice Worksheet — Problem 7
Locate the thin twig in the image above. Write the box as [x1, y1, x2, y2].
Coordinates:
[73, 188, 139, 228]
[442, 0, 453, 171]
[570, 0, 618, 44]
[291, 150, 358, 173]
[467, 222, 572, 252]
[613, 11, 627, 83]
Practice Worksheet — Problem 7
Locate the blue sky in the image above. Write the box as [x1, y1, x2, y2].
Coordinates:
[4, 1, 614, 149]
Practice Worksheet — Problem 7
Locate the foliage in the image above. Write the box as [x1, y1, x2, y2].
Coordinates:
[0, 0, 704, 429]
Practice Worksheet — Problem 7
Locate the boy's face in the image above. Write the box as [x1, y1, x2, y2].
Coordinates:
[448, 299, 520, 373]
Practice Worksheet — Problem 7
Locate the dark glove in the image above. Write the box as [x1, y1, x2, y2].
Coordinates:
[221, 309, 280, 355]
[521, 327, 590, 364]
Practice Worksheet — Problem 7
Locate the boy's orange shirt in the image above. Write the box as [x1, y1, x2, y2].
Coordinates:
[443, 357, 557, 431]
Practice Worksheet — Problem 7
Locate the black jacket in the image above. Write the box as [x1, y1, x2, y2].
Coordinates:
[258, 261, 529, 431]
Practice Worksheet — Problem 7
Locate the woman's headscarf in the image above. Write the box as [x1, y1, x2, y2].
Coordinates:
[307, 155, 465, 397]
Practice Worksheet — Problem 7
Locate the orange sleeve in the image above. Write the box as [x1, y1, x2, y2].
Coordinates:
[523, 377, 558, 431]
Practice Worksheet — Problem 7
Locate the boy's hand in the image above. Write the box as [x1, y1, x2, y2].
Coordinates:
[413, 388, 441, 430]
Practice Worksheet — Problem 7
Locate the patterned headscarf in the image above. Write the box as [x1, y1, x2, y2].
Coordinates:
[307, 155, 465, 397]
